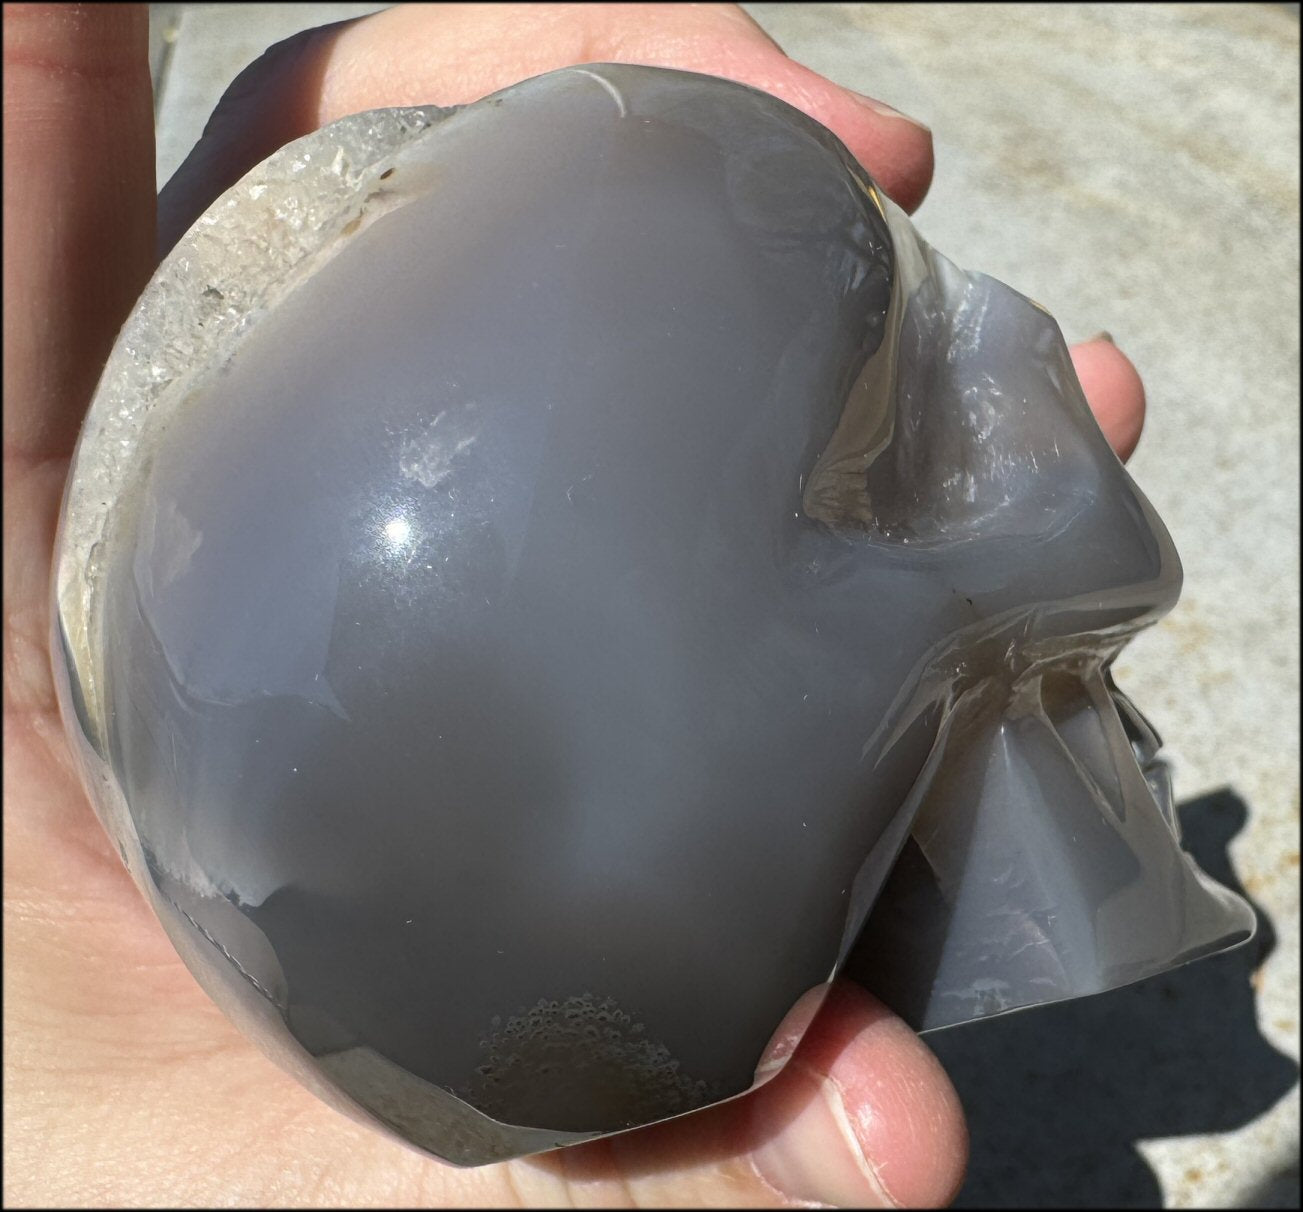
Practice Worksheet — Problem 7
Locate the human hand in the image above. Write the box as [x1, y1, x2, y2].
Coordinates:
[4, 4, 1146, 1205]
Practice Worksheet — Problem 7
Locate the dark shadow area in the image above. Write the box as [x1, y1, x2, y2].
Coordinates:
[925, 788, 1298, 1208]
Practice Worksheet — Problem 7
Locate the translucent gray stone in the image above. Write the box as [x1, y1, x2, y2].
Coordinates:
[52, 64, 1255, 1165]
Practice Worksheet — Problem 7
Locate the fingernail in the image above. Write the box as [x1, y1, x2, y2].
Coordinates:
[1084, 330, 1115, 345]
[753, 983, 831, 1084]
[850, 91, 931, 134]
[752, 1061, 900, 1208]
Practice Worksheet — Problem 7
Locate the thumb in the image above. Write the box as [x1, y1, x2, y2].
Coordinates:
[748, 982, 968, 1207]
[541, 980, 969, 1208]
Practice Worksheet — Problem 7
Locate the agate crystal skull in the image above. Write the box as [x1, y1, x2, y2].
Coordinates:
[52, 65, 1255, 1164]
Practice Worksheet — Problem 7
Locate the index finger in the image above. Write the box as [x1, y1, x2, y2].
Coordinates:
[156, 3, 935, 256]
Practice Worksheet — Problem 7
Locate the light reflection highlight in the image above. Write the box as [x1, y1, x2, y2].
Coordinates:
[383, 515, 413, 551]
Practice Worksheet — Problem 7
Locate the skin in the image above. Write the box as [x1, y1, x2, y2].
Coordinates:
[2, 4, 1146, 1206]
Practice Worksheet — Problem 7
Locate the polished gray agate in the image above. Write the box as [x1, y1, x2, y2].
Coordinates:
[52, 64, 1254, 1165]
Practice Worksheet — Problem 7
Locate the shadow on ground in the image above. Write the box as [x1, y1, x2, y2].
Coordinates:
[924, 788, 1298, 1209]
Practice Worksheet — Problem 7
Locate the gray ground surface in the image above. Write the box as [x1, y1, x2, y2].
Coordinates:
[149, 4, 1299, 1206]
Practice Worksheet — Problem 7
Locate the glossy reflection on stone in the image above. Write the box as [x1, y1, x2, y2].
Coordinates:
[52, 64, 1255, 1165]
